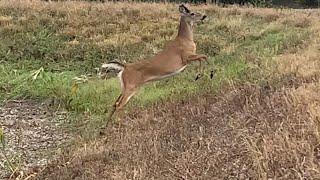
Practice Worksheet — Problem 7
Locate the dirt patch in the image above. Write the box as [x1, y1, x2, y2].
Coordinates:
[37, 75, 320, 180]
[0, 100, 71, 179]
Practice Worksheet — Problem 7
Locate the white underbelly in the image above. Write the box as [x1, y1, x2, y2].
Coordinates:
[146, 65, 187, 82]
[118, 70, 124, 90]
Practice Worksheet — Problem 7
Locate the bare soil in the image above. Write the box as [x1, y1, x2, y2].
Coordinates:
[0, 100, 71, 179]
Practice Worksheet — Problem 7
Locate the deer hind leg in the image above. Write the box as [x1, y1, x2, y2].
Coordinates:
[100, 93, 124, 134]
[115, 87, 137, 112]
[107, 93, 123, 119]
[107, 85, 137, 120]
[106, 70, 126, 121]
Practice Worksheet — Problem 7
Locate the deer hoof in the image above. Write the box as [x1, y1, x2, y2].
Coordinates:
[210, 70, 214, 79]
[195, 74, 203, 81]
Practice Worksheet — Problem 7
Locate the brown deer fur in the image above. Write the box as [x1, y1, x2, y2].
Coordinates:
[101, 5, 211, 121]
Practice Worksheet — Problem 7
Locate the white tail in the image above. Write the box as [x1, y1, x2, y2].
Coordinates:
[101, 62, 124, 71]
[102, 4, 211, 121]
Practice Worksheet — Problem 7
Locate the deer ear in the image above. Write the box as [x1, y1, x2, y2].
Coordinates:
[179, 5, 190, 14]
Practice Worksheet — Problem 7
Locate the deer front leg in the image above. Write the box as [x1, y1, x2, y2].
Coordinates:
[187, 54, 208, 64]
[186, 54, 209, 81]
[195, 61, 204, 81]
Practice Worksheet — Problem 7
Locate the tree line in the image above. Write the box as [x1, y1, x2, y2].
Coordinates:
[179, 0, 320, 8]
[45, 0, 320, 8]
[214, 0, 319, 8]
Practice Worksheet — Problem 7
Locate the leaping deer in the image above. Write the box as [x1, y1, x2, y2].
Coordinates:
[101, 4, 212, 121]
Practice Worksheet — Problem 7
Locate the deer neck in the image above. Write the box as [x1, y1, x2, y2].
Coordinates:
[177, 16, 193, 41]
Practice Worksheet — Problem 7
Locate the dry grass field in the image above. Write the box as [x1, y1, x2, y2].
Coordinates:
[0, 0, 320, 179]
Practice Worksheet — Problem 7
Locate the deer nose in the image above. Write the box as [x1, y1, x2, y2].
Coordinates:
[201, 15, 207, 20]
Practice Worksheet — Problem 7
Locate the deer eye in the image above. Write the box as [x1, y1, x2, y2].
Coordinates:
[190, 13, 195, 16]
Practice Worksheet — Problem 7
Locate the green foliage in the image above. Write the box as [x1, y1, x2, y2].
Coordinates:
[0, 29, 63, 65]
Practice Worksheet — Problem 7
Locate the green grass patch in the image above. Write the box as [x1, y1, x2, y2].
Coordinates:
[0, 64, 77, 100]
